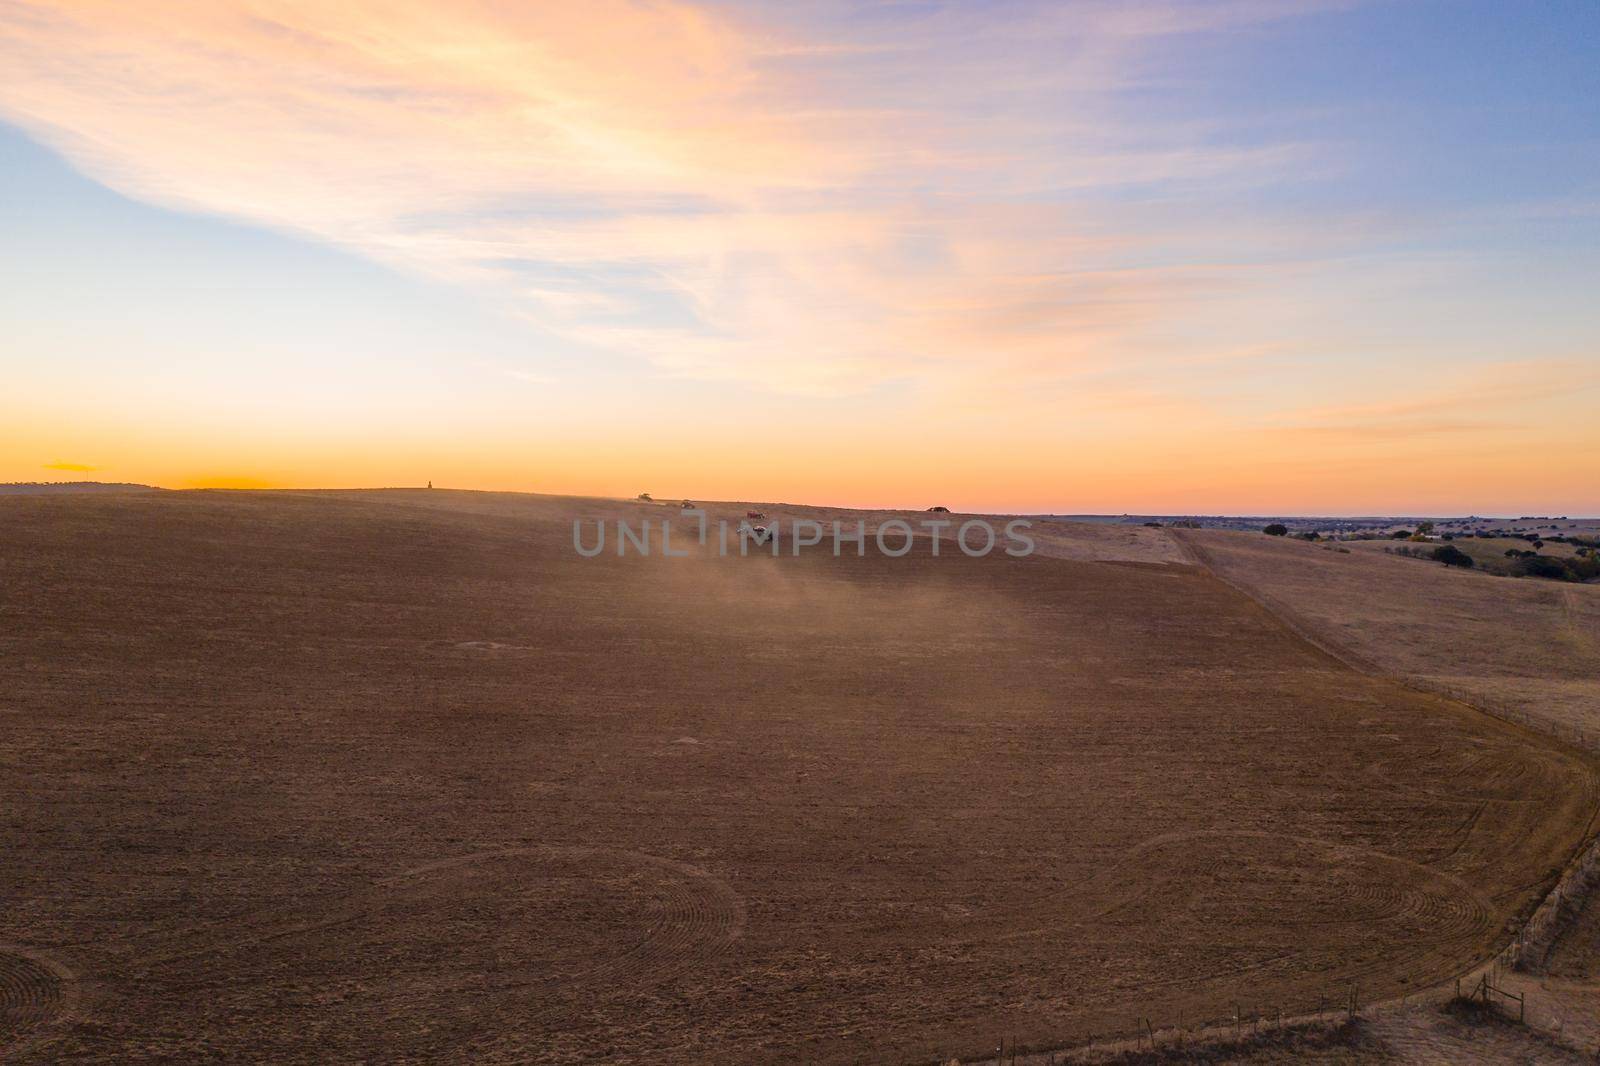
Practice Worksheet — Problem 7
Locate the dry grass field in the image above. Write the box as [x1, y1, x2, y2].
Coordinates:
[1172, 529, 1600, 743]
[1172, 526, 1600, 1061]
[2, 490, 1598, 1064]
[1343, 536, 1583, 577]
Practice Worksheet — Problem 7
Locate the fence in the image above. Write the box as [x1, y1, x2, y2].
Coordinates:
[1495, 830, 1600, 973]
[1457, 973, 1524, 1022]
[1395, 674, 1598, 753]
[969, 993, 1359, 1065]
[950, 529, 1600, 1064]
[953, 966, 1600, 1066]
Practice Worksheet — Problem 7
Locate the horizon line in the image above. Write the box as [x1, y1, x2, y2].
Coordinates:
[4, 481, 1595, 522]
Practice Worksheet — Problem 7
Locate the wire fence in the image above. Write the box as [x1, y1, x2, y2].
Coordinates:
[928, 533, 1600, 1065]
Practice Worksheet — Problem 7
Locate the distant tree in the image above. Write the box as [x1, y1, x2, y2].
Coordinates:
[1143, 521, 1164, 528]
[1514, 555, 1571, 581]
[1416, 521, 1436, 535]
[1263, 523, 1289, 536]
[1430, 545, 1474, 568]
[1391, 529, 1413, 539]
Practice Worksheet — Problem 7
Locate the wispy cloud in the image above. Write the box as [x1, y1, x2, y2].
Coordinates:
[1258, 358, 1600, 442]
[0, 0, 1347, 394]
[43, 459, 97, 471]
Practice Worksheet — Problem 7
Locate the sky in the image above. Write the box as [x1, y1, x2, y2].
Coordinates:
[1, 0, 1598, 515]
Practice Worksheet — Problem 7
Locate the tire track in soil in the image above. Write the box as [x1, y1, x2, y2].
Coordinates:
[1167, 530, 1384, 675]
[984, 830, 1495, 994]
[0, 943, 79, 1058]
[1556, 585, 1597, 658]
[1163, 528, 1600, 1063]
[114, 846, 745, 1011]
[374, 846, 747, 997]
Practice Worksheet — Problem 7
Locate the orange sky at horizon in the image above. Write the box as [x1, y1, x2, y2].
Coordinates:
[7, 398, 1597, 516]
[2, 0, 1598, 515]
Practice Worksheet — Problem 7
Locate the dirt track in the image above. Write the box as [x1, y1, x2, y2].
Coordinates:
[1167, 527, 1600, 745]
[2, 490, 1596, 1063]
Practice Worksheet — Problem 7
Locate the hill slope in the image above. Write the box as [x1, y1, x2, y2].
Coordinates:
[1, 490, 1595, 1063]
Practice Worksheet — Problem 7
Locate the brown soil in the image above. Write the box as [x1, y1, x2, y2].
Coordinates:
[1169, 528, 1600, 743]
[1172, 526, 1600, 1063]
[1, 490, 1596, 1063]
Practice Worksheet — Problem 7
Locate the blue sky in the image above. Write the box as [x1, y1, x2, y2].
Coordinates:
[1, 0, 1597, 513]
